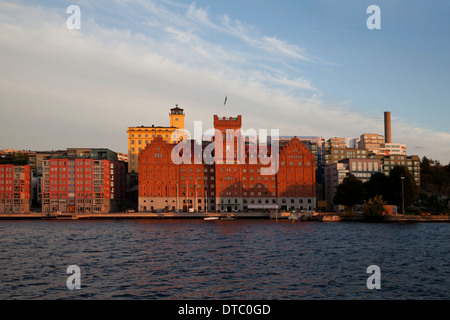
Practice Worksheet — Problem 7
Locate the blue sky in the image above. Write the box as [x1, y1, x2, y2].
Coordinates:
[1, 0, 449, 163]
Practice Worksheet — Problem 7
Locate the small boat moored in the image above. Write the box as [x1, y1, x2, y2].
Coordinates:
[204, 216, 220, 221]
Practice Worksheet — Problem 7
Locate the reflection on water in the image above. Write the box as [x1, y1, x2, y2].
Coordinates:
[0, 220, 448, 299]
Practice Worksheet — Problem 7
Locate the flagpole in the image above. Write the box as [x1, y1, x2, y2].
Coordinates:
[224, 96, 228, 118]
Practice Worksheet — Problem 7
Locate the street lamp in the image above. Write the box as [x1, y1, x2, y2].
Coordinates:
[400, 176, 405, 214]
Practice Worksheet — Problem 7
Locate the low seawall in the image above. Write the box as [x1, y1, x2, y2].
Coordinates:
[0, 212, 270, 220]
[0, 212, 448, 222]
[383, 214, 450, 223]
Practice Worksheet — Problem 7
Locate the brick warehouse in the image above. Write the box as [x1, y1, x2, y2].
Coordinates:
[138, 114, 316, 213]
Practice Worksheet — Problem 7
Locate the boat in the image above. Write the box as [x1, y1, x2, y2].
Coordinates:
[204, 216, 220, 221]
[43, 211, 78, 220]
[270, 211, 294, 220]
[221, 213, 235, 220]
[289, 213, 300, 220]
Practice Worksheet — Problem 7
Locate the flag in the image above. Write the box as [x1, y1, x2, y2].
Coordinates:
[224, 96, 227, 105]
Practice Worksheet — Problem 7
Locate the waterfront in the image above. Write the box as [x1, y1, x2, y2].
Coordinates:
[0, 220, 449, 300]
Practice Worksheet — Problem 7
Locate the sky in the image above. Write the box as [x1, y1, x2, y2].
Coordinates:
[0, 0, 449, 163]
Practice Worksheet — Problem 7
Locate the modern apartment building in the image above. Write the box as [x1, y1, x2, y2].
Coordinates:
[127, 106, 188, 173]
[376, 154, 420, 186]
[41, 158, 125, 214]
[357, 133, 385, 155]
[0, 165, 32, 213]
[326, 137, 347, 149]
[324, 158, 382, 211]
[324, 147, 370, 166]
[324, 162, 348, 212]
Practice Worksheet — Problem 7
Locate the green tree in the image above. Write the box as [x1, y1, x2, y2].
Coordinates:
[363, 195, 386, 222]
[389, 166, 419, 212]
[333, 174, 366, 212]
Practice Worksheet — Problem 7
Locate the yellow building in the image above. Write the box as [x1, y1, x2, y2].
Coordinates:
[127, 106, 187, 173]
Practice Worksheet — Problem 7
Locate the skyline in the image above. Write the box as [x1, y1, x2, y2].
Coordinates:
[1, 0, 449, 163]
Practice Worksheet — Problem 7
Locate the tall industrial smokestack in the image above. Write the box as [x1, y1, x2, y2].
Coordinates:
[384, 111, 392, 144]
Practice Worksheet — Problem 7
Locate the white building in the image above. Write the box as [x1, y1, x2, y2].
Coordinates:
[379, 143, 406, 156]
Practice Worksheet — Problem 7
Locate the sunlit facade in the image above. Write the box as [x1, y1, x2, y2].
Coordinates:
[138, 115, 316, 213]
[127, 106, 187, 173]
[0, 165, 31, 213]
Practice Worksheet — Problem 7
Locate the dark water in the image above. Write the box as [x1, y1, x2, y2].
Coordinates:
[0, 220, 448, 300]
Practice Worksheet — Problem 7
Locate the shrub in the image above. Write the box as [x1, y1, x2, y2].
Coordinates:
[363, 195, 386, 222]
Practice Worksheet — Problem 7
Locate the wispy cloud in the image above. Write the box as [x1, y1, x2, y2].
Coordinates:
[0, 0, 448, 163]
[185, 2, 312, 62]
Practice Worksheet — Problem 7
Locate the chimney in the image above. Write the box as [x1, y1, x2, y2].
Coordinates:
[384, 111, 391, 144]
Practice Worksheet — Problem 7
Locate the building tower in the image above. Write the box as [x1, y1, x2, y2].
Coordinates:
[170, 106, 185, 129]
[213, 115, 244, 164]
[127, 106, 187, 173]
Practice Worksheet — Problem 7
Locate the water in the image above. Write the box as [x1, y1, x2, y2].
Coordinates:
[0, 220, 448, 300]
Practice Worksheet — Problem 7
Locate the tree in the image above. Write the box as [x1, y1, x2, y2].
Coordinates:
[389, 166, 419, 212]
[334, 174, 366, 212]
[421, 156, 431, 174]
[363, 195, 386, 222]
[364, 172, 391, 201]
[0, 152, 28, 165]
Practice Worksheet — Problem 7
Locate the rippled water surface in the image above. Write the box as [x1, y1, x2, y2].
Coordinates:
[0, 220, 448, 299]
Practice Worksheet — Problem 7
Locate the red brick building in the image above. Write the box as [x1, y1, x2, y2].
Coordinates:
[41, 158, 125, 213]
[0, 165, 32, 213]
[138, 115, 316, 212]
